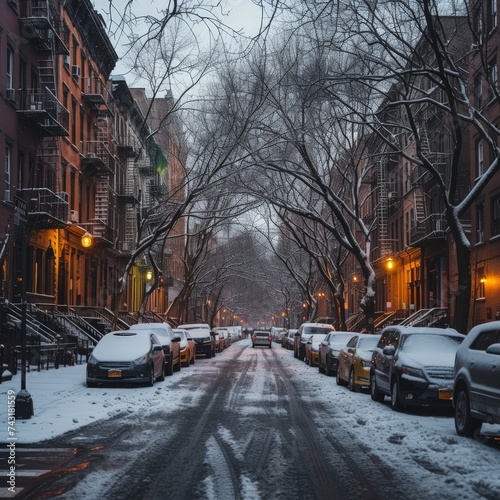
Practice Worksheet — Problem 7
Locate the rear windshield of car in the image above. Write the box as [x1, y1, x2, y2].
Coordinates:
[255, 331, 270, 336]
[357, 336, 380, 350]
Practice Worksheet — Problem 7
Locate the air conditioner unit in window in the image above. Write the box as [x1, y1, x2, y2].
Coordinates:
[70, 210, 79, 223]
[4, 190, 11, 202]
[72, 65, 81, 79]
[388, 191, 398, 199]
[64, 55, 70, 66]
[5, 88, 15, 102]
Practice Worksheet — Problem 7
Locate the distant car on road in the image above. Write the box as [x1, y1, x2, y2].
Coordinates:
[252, 330, 272, 348]
[86, 330, 164, 387]
[318, 331, 356, 376]
[453, 321, 500, 437]
[284, 330, 297, 350]
[173, 328, 196, 367]
[129, 323, 181, 375]
[177, 323, 215, 358]
[305, 334, 328, 366]
[336, 334, 380, 391]
[295, 323, 335, 361]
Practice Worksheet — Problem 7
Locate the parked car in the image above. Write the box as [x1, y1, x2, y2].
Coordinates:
[86, 330, 164, 387]
[177, 323, 215, 358]
[284, 330, 297, 350]
[370, 326, 464, 411]
[213, 332, 225, 353]
[453, 321, 500, 437]
[213, 327, 231, 348]
[129, 323, 181, 375]
[252, 330, 272, 348]
[173, 328, 196, 367]
[271, 327, 287, 344]
[318, 331, 356, 375]
[336, 334, 381, 391]
[305, 334, 328, 366]
[294, 323, 335, 361]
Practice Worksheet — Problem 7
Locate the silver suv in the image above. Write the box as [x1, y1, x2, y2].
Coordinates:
[453, 321, 500, 437]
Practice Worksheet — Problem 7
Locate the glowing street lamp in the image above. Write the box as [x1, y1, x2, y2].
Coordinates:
[145, 269, 153, 281]
[386, 257, 394, 270]
[81, 231, 92, 248]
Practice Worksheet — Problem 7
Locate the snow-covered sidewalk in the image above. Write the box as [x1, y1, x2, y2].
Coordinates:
[0, 362, 192, 444]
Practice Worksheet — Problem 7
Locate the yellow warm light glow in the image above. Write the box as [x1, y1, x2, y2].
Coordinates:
[145, 269, 153, 281]
[480, 276, 487, 283]
[81, 232, 92, 248]
[386, 258, 394, 270]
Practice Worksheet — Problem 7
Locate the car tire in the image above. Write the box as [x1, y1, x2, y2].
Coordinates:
[166, 355, 174, 376]
[158, 367, 165, 382]
[348, 368, 357, 392]
[454, 385, 482, 437]
[390, 378, 403, 411]
[185, 355, 190, 368]
[147, 365, 155, 387]
[336, 369, 347, 386]
[269, 344, 272, 349]
[370, 372, 384, 402]
[174, 358, 181, 372]
[325, 358, 332, 376]
[318, 360, 325, 374]
[86, 379, 96, 388]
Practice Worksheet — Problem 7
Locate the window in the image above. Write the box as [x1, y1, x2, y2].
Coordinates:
[71, 98, 77, 144]
[488, 60, 497, 101]
[18, 151, 24, 190]
[6, 45, 14, 89]
[5, 144, 12, 199]
[488, 0, 498, 31]
[470, 330, 500, 350]
[477, 267, 486, 299]
[477, 140, 484, 177]
[491, 194, 500, 237]
[476, 202, 485, 243]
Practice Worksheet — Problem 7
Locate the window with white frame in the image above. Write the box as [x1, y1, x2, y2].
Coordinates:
[6, 45, 14, 89]
[489, 0, 498, 31]
[488, 60, 498, 101]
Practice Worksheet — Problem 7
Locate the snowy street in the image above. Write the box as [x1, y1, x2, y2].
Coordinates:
[1, 339, 500, 499]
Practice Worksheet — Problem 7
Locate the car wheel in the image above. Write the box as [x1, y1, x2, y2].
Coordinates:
[454, 385, 482, 437]
[191, 352, 195, 365]
[325, 358, 332, 376]
[174, 358, 181, 372]
[370, 372, 384, 402]
[86, 379, 96, 388]
[348, 368, 357, 392]
[336, 368, 347, 386]
[185, 355, 190, 368]
[147, 365, 155, 387]
[166, 355, 174, 376]
[390, 378, 403, 411]
[207, 349, 212, 358]
[158, 366, 165, 382]
[269, 344, 272, 349]
[318, 359, 325, 374]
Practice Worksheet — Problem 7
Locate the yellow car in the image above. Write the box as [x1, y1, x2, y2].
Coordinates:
[174, 329, 196, 367]
[336, 334, 380, 391]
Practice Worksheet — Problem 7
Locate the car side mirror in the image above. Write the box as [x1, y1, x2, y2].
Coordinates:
[486, 343, 500, 355]
[347, 347, 355, 354]
[153, 345, 163, 352]
[383, 345, 396, 356]
[172, 335, 181, 342]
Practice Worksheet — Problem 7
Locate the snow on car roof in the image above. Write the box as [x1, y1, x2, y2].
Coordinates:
[92, 331, 153, 362]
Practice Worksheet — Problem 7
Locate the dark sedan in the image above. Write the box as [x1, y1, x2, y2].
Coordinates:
[318, 331, 356, 376]
[86, 330, 165, 387]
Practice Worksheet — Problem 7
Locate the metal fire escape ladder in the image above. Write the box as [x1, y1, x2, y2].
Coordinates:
[378, 158, 392, 257]
[21, 0, 69, 194]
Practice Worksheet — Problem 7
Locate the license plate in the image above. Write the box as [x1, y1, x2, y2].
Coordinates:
[108, 370, 122, 378]
[438, 390, 453, 400]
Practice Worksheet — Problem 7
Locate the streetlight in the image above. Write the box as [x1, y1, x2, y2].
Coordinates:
[386, 257, 394, 270]
[145, 269, 153, 281]
[81, 231, 92, 248]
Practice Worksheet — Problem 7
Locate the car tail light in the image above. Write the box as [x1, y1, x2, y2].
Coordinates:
[268, 337, 272, 342]
[252, 336, 256, 342]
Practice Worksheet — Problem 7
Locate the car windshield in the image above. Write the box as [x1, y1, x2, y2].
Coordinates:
[174, 330, 186, 340]
[93, 332, 151, 361]
[309, 334, 327, 346]
[330, 334, 355, 346]
[399, 334, 463, 353]
[303, 327, 332, 336]
[357, 336, 380, 350]
[255, 332, 269, 336]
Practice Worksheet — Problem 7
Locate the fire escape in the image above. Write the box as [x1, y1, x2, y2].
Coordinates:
[377, 157, 393, 259]
[81, 77, 115, 244]
[409, 127, 448, 247]
[17, 0, 69, 226]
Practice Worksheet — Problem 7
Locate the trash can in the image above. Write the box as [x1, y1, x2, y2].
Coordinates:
[15, 389, 34, 419]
